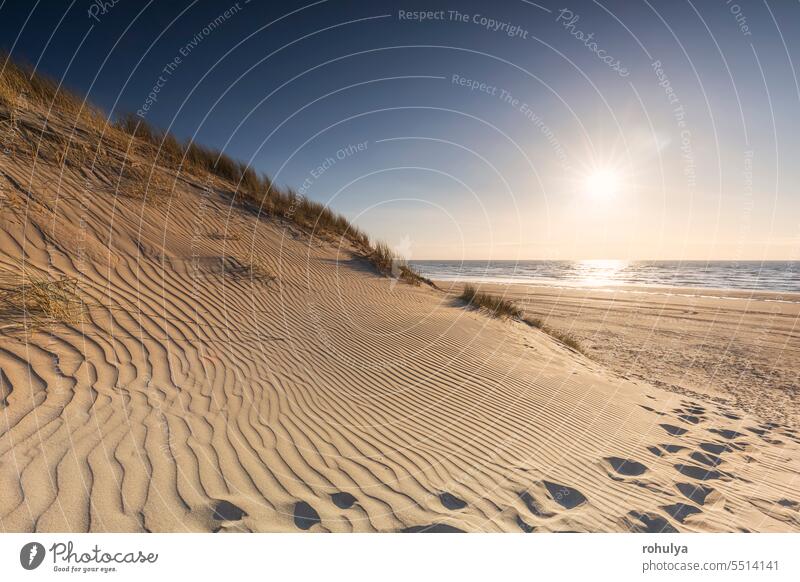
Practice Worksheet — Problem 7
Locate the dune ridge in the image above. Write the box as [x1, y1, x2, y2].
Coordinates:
[1, 94, 800, 533]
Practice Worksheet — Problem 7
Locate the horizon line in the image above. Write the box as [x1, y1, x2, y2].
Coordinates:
[406, 258, 800, 262]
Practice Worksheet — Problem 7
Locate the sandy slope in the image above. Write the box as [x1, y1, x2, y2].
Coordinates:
[1, 111, 800, 532]
[442, 282, 800, 429]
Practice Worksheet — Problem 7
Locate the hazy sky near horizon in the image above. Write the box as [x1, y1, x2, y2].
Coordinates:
[2, 0, 799, 260]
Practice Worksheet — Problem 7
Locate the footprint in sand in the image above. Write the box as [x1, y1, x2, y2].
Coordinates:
[684, 405, 706, 416]
[746, 426, 768, 436]
[331, 492, 357, 509]
[543, 481, 587, 510]
[438, 492, 467, 510]
[662, 503, 703, 523]
[708, 428, 746, 440]
[518, 490, 553, 517]
[653, 444, 698, 457]
[672, 407, 703, 425]
[660, 444, 688, 454]
[605, 457, 648, 477]
[640, 405, 665, 415]
[623, 511, 678, 533]
[689, 451, 723, 467]
[674, 464, 723, 481]
[293, 501, 321, 530]
[761, 436, 785, 445]
[676, 482, 718, 506]
[660, 424, 688, 437]
[518, 481, 587, 517]
[517, 491, 555, 518]
[699, 442, 731, 455]
[516, 515, 536, 532]
[212, 500, 246, 521]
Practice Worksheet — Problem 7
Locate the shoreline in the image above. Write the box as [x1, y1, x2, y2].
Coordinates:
[429, 278, 800, 303]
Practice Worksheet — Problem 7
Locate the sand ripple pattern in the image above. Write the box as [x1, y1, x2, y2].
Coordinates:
[2, 146, 800, 533]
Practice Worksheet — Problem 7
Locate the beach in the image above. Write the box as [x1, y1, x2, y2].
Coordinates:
[3, 155, 800, 532]
[435, 282, 800, 429]
[4, 5, 800, 581]
[1, 75, 800, 535]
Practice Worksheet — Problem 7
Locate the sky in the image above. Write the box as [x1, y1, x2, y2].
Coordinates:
[2, 0, 799, 260]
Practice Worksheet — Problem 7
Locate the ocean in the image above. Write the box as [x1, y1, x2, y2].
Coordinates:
[408, 260, 800, 294]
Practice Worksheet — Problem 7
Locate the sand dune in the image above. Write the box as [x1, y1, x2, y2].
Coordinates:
[1, 108, 800, 532]
[442, 282, 800, 429]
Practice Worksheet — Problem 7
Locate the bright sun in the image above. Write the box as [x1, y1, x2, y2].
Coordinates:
[584, 168, 620, 199]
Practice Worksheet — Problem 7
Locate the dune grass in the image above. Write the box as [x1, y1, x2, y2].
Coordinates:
[0, 55, 434, 284]
[398, 265, 435, 287]
[460, 284, 522, 318]
[369, 242, 395, 275]
[2, 54, 580, 339]
[113, 113, 375, 246]
[367, 242, 434, 287]
[0, 53, 101, 121]
[460, 284, 584, 353]
[0, 58, 366, 235]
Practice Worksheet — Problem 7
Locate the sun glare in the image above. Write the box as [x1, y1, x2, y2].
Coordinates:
[584, 168, 620, 199]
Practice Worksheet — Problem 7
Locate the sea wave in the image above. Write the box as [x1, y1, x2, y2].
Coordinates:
[408, 260, 800, 294]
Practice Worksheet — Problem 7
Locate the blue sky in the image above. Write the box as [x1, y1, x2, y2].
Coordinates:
[2, 0, 799, 259]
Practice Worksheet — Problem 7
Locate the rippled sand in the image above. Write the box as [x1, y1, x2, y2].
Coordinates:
[1, 108, 799, 532]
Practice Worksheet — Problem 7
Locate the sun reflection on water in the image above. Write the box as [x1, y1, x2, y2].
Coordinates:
[574, 259, 628, 287]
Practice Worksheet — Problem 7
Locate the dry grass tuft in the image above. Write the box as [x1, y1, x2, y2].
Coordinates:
[398, 265, 435, 287]
[1, 53, 106, 126]
[366, 242, 435, 287]
[0, 268, 84, 331]
[460, 284, 522, 318]
[369, 241, 395, 275]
